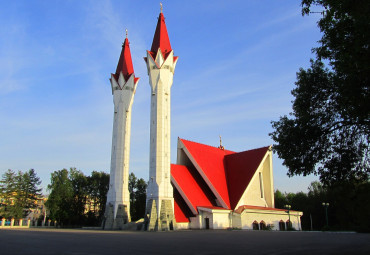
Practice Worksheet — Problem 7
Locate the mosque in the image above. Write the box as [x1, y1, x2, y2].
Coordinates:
[103, 5, 302, 231]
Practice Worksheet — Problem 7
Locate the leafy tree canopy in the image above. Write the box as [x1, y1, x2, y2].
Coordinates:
[46, 169, 74, 224]
[46, 168, 109, 227]
[275, 180, 370, 232]
[0, 169, 42, 219]
[270, 0, 369, 186]
[129, 172, 147, 221]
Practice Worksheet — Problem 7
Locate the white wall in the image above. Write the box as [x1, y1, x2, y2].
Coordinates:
[238, 210, 302, 230]
[212, 212, 231, 229]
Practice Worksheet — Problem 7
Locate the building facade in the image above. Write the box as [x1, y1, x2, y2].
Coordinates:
[172, 138, 303, 230]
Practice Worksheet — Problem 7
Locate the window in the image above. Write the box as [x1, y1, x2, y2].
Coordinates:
[259, 172, 264, 198]
[252, 221, 259, 230]
[260, 221, 266, 230]
[279, 220, 286, 231]
[286, 220, 292, 229]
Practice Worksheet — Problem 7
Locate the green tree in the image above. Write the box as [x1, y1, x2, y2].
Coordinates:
[46, 169, 73, 226]
[69, 168, 88, 225]
[0, 170, 22, 218]
[18, 169, 42, 217]
[47, 168, 110, 227]
[270, 0, 369, 186]
[0, 169, 42, 219]
[129, 172, 147, 221]
[86, 171, 109, 225]
[134, 178, 147, 221]
[351, 182, 370, 232]
[274, 189, 287, 209]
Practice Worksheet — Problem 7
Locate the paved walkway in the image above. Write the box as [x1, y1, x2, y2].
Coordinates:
[1, 228, 369, 254]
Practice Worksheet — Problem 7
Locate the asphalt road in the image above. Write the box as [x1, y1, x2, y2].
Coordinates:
[1, 228, 369, 255]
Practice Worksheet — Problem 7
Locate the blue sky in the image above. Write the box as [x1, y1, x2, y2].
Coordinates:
[0, 0, 322, 194]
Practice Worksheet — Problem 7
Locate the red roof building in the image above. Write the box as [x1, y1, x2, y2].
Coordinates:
[171, 138, 303, 230]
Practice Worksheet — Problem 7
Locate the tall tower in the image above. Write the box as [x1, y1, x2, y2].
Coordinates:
[144, 6, 178, 231]
[104, 31, 139, 230]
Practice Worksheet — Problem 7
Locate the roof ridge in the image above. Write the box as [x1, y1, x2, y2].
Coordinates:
[180, 138, 236, 154]
[225, 145, 271, 157]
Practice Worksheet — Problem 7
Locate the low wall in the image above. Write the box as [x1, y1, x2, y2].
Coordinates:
[0, 219, 58, 229]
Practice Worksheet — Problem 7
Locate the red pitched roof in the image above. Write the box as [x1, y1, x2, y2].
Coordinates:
[114, 37, 138, 83]
[171, 138, 271, 221]
[174, 189, 192, 223]
[225, 146, 270, 209]
[171, 164, 215, 213]
[174, 199, 189, 223]
[148, 12, 172, 61]
[180, 139, 234, 209]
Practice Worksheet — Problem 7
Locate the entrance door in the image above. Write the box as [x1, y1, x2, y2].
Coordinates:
[205, 218, 210, 229]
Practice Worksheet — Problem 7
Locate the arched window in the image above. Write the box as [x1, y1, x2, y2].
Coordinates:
[252, 221, 259, 230]
[286, 220, 292, 229]
[279, 220, 285, 231]
[260, 221, 266, 230]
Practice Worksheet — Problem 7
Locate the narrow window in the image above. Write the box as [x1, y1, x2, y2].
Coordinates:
[286, 220, 292, 229]
[259, 172, 264, 198]
[260, 221, 266, 230]
[279, 220, 285, 231]
[252, 221, 259, 230]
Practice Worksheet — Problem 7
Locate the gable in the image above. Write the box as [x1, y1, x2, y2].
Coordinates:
[233, 149, 274, 209]
[179, 139, 234, 209]
[224, 146, 270, 209]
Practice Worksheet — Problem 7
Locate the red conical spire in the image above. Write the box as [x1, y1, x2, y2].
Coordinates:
[149, 11, 172, 60]
[114, 33, 136, 82]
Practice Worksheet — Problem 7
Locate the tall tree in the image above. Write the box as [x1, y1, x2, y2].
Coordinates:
[47, 168, 110, 226]
[86, 171, 109, 224]
[275, 181, 370, 232]
[270, 0, 369, 185]
[129, 172, 147, 221]
[274, 189, 287, 209]
[134, 178, 147, 221]
[0, 170, 22, 218]
[69, 168, 88, 224]
[0, 169, 42, 219]
[46, 169, 74, 225]
[19, 169, 42, 217]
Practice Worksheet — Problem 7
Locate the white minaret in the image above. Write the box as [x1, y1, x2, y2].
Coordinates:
[144, 6, 178, 231]
[104, 31, 139, 230]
